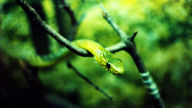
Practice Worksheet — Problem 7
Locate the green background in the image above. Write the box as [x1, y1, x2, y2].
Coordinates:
[0, 0, 192, 108]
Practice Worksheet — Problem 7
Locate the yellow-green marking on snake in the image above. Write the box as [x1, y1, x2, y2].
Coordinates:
[72, 40, 124, 74]
[0, 39, 124, 75]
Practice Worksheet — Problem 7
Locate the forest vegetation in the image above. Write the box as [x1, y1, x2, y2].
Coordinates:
[0, 0, 192, 108]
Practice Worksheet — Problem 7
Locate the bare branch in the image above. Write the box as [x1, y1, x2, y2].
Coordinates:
[100, 4, 165, 108]
[60, 0, 78, 26]
[106, 42, 126, 53]
[67, 61, 113, 101]
[100, 4, 127, 41]
[59, 0, 85, 39]
[16, 0, 91, 57]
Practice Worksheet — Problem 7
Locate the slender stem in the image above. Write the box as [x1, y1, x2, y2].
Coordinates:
[106, 42, 126, 53]
[100, 4, 164, 108]
[100, 4, 127, 41]
[59, 0, 79, 39]
[60, 0, 78, 26]
[67, 62, 113, 101]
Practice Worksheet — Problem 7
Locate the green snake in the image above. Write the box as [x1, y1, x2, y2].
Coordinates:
[0, 38, 124, 74]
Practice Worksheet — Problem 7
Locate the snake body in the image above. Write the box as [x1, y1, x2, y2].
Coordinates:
[0, 38, 69, 67]
[0, 38, 124, 74]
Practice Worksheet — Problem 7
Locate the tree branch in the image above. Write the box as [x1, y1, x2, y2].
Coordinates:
[59, 0, 79, 39]
[106, 42, 126, 53]
[60, 0, 78, 26]
[16, 0, 91, 57]
[67, 61, 113, 101]
[16, 0, 125, 59]
[100, 4, 164, 108]
[59, 0, 85, 26]
[100, 4, 127, 41]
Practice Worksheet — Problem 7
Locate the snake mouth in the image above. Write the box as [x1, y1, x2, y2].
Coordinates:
[109, 64, 124, 75]
[113, 69, 124, 75]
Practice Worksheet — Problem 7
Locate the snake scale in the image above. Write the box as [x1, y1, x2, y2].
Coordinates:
[0, 38, 124, 74]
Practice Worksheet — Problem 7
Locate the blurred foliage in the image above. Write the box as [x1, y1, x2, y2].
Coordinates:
[0, 0, 192, 108]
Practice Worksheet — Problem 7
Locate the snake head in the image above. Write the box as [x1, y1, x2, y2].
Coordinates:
[107, 58, 124, 75]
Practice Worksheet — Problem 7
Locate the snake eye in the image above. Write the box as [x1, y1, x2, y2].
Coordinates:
[106, 63, 111, 69]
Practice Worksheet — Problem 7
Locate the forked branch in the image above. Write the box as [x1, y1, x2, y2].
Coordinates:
[100, 4, 164, 108]
[16, 0, 125, 57]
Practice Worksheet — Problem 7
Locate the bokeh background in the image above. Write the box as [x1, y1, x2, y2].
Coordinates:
[0, 0, 192, 108]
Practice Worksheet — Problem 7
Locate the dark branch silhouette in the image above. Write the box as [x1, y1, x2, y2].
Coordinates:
[67, 61, 113, 101]
[100, 4, 164, 108]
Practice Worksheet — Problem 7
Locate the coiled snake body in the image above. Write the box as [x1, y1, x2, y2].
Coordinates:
[0, 38, 124, 74]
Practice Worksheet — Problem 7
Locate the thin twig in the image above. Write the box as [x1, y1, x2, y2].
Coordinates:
[100, 4, 164, 108]
[67, 61, 113, 101]
[60, 0, 86, 26]
[100, 4, 127, 41]
[59, 0, 79, 39]
[60, 0, 78, 26]
[106, 41, 126, 53]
